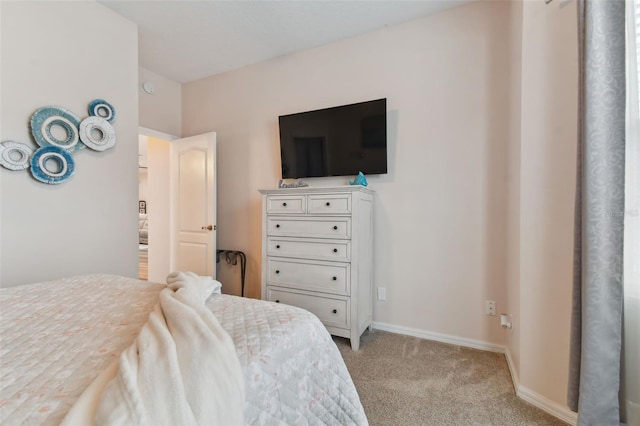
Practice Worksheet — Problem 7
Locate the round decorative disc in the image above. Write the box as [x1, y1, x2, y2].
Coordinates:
[29, 145, 75, 184]
[88, 99, 116, 122]
[0, 141, 33, 171]
[30, 106, 83, 153]
[79, 116, 116, 151]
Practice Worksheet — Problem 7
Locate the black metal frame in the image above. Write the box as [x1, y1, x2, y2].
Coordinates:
[216, 250, 246, 297]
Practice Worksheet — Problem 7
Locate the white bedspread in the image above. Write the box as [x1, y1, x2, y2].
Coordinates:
[0, 274, 367, 425]
[62, 271, 244, 425]
[208, 291, 367, 425]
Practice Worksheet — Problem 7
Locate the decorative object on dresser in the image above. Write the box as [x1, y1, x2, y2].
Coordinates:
[349, 171, 368, 187]
[260, 185, 374, 350]
[278, 179, 309, 188]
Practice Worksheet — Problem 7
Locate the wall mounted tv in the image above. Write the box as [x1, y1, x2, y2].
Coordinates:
[278, 98, 387, 179]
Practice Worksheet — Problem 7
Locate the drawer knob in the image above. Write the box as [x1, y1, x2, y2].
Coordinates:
[332, 276, 337, 281]
[282, 202, 287, 207]
[275, 270, 280, 274]
[276, 224, 280, 228]
[333, 248, 338, 253]
[332, 309, 338, 314]
[275, 300, 280, 303]
[276, 245, 281, 249]
[326, 202, 331, 206]
[333, 225, 338, 230]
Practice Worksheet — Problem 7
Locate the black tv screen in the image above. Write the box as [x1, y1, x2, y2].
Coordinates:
[278, 98, 387, 179]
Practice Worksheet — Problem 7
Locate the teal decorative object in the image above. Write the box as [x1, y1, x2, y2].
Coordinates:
[349, 171, 368, 186]
[30, 106, 83, 153]
[3, 99, 117, 185]
[88, 99, 116, 122]
[30, 145, 75, 184]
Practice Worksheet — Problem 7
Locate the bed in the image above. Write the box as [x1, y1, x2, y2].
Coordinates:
[0, 274, 368, 425]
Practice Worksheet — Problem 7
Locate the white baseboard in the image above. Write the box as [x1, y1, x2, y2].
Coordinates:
[503, 348, 578, 425]
[372, 321, 505, 353]
[371, 321, 578, 425]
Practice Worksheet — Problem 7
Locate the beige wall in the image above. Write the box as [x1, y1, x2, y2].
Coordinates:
[506, 0, 524, 382]
[139, 67, 182, 137]
[0, 1, 139, 286]
[517, 0, 578, 406]
[183, 1, 512, 345]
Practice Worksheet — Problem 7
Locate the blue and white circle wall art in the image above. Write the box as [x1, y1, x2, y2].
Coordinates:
[0, 141, 33, 171]
[79, 116, 116, 151]
[30, 106, 84, 153]
[29, 145, 75, 184]
[88, 99, 115, 122]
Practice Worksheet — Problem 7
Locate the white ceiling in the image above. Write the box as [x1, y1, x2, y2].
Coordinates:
[99, 0, 470, 84]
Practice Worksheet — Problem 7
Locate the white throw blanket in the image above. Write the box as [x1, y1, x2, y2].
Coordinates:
[62, 272, 244, 426]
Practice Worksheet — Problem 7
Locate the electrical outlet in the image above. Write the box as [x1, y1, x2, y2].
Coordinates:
[377, 287, 387, 301]
[485, 300, 496, 316]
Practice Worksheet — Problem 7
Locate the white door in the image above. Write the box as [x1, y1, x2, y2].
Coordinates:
[171, 133, 216, 277]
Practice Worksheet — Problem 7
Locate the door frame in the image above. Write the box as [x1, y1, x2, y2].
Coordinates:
[139, 127, 178, 142]
[138, 127, 178, 282]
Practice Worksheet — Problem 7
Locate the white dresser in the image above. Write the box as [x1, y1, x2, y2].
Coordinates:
[259, 186, 374, 350]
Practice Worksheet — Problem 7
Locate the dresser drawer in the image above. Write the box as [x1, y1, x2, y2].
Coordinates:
[267, 288, 350, 329]
[308, 194, 352, 214]
[266, 195, 306, 214]
[267, 216, 351, 239]
[267, 237, 350, 262]
[267, 258, 350, 295]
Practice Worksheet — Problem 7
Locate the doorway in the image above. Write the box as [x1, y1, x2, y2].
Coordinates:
[138, 130, 174, 282]
[137, 129, 217, 282]
[138, 139, 148, 280]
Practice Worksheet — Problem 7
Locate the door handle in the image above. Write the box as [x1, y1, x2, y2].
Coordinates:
[201, 225, 213, 231]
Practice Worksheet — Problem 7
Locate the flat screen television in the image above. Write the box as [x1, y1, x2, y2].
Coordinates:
[278, 98, 387, 179]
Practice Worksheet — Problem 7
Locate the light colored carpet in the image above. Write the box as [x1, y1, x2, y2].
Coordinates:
[334, 330, 567, 426]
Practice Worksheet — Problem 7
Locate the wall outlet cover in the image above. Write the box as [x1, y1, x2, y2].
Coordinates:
[485, 300, 497, 316]
[377, 287, 386, 301]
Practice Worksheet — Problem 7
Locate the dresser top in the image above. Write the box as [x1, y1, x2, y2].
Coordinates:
[259, 185, 375, 196]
